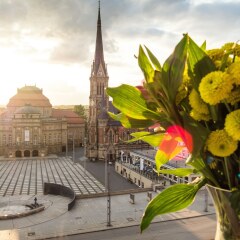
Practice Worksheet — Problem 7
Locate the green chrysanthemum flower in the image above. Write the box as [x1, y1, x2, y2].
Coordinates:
[190, 109, 211, 121]
[225, 110, 240, 141]
[206, 130, 238, 157]
[189, 89, 209, 114]
[226, 62, 240, 85]
[199, 71, 233, 105]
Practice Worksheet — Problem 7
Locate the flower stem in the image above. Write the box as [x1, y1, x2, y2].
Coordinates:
[224, 157, 232, 190]
[223, 100, 231, 113]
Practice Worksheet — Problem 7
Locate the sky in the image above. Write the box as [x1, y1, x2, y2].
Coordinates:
[0, 0, 239, 106]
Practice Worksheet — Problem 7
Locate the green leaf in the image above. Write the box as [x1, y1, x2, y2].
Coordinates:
[138, 45, 155, 83]
[181, 112, 209, 156]
[141, 183, 199, 232]
[144, 45, 161, 71]
[155, 150, 169, 172]
[108, 112, 154, 129]
[161, 34, 188, 103]
[130, 131, 152, 138]
[187, 156, 219, 187]
[128, 132, 165, 147]
[201, 40, 206, 51]
[107, 84, 161, 120]
[188, 36, 216, 89]
[159, 168, 195, 177]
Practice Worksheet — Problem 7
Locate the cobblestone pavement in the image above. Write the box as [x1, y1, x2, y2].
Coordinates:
[0, 157, 105, 196]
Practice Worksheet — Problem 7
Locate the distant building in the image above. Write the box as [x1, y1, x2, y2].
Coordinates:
[86, 2, 149, 162]
[0, 85, 85, 158]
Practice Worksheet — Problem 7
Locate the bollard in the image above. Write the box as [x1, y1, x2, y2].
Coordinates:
[129, 193, 135, 204]
[147, 192, 152, 201]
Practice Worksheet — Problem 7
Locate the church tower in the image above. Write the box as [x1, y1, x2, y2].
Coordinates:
[86, 1, 150, 162]
[87, 1, 109, 160]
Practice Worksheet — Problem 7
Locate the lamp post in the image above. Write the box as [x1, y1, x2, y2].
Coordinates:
[204, 186, 208, 212]
[66, 130, 68, 157]
[83, 137, 87, 174]
[104, 134, 112, 227]
[72, 134, 75, 163]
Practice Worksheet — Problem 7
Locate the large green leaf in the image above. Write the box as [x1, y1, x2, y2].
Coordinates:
[188, 36, 216, 88]
[161, 34, 188, 103]
[141, 183, 200, 232]
[107, 85, 161, 120]
[108, 112, 154, 129]
[128, 131, 165, 147]
[138, 45, 155, 83]
[158, 168, 196, 177]
[144, 46, 161, 71]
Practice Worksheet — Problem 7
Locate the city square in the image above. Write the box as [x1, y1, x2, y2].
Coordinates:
[0, 156, 105, 197]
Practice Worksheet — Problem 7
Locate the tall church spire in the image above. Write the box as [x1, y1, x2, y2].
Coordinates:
[93, 0, 105, 76]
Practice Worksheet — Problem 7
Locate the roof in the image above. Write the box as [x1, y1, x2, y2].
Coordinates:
[108, 101, 119, 114]
[7, 85, 52, 108]
[52, 109, 85, 124]
[14, 105, 40, 114]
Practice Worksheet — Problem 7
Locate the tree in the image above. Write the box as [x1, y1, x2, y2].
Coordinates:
[74, 105, 87, 120]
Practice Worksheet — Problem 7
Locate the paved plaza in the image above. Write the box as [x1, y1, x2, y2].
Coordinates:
[0, 153, 217, 240]
[0, 157, 105, 197]
[0, 190, 216, 240]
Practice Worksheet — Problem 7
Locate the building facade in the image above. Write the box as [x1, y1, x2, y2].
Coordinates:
[86, 2, 149, 162]
[0, 85, 85, 158]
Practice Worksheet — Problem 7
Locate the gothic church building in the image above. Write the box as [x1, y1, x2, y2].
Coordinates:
[86, 2, 149, 162]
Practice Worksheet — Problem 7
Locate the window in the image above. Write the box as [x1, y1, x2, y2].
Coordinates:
[33, 135, 38, 145]
[48, 134, 52, 144]
[8, 135, 12, 146]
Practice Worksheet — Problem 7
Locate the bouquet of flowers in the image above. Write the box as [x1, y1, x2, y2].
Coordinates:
[107, 34, 240, 239]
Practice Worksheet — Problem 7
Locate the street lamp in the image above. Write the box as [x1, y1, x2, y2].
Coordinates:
[83, 137, 87, 174]
[72, 134, 75, 163]
[204, 186, 208, 212]
[104, 135, 112, 227]
[65, 130, 68, 157]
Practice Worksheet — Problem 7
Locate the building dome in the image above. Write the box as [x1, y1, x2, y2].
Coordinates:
[7, 85, 52, 108]
[14, 104, 40, 114]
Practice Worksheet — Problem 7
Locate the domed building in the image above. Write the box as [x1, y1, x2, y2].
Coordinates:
[0, 85, 85, 158]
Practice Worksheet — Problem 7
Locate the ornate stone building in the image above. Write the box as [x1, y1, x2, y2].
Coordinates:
[86, 3, 149, 162]
[0, 85, 85, 158]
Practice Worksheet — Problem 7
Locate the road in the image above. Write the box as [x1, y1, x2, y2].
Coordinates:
[69, 147, 139, 191]
[50, 215, 216, 240]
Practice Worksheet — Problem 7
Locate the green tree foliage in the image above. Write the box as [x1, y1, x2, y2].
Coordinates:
[74, 105, 87, 120]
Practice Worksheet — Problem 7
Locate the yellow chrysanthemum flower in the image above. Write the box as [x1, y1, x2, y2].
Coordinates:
[190, 109, 211, 121]
[225, 110, 240, 141]
[206, 130, 238, 157]
[207, 49, 224, 61]
[221, 42, 240, 57]
[199, 71, 233, 105]
[226, 87, 240, 105]
[189, 89, 209, 114]
[226, 62, 240, 85]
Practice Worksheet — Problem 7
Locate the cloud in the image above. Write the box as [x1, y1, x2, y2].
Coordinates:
[0, 0, 240, 106]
